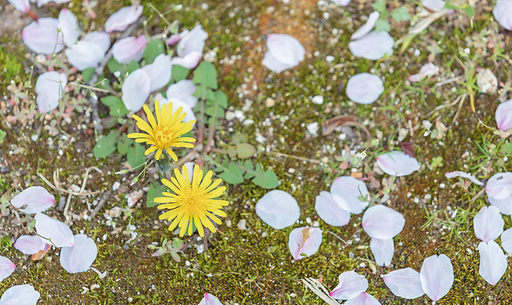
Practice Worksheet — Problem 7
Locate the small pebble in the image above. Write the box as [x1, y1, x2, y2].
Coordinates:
[265, 97, 275, 107]
[312, 95, 324, 105]
[112, 181, 120, 191]
[238, 219, 247, 230]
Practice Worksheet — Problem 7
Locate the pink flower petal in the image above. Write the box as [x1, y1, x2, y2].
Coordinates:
[166, 80, 198, 108]
[473, 206, 504, 243]
[362, 205, 405, 240]
[141, 54, 172, 92]
[35, 213, 74, 248]
[288, 227, 322, 260]
[329, 271, 368, 300]
[60, 234, 97, 273]
[500, 227, 512, 253]
[344, 292, 381, 305]
[171, 51, 203, 69]
[478, 241, 507, 285]
[488, 193, 512, 215]
[495, 99, 512, 131]
[315, 191, 351, 226]
[177, 25, 208, 57]
[112, 35, 147, 64]
[422, 0, 446, 10]
[14, 235, 48, 255]
[346, 73, 384, 105]
[382, 268, 424, 299]
[351, 12, 380, 40]
[105, 5, 143, 33]
[58, 9, 80, 47]
[0, 284, 40, 305]
[82, 31, 111, 54]
[376, 151, 420, 177]
[263, 34, 305, 73]
[0, 256, 15, 282]
[408, 63, 440, 82]
[420, 254, 454, 302]
[122, 68, 151, 112]
[370, 238, 394, 267]
[167, 30, 189, 45]
[8, 0, 30, 12]
[65, 41, 105, 71]
[494, 0, 512, 31]
[22, 18, 63, 55]
[444, 171, 483, 186]
[330, 176, 369, 214]
[255, 190, 300, 229]
[35, 71, 68, 113]
[348, 31, 394, 60]
[155, 93, 196, 124]
[11, 186, 55, 214]
[198, 293, 223, 305]
[486, 172, 512, 200]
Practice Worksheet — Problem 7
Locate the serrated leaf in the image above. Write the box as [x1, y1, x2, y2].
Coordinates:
[94, 130, 120, 159]
[193, 86, 216, 100]
[500, 143, 512, 154]
[117, 134, 134, 156]
[375, 19, 391, 32]
[127, 143, 146, 168]
[372, 0, 386, 13]
[109, 101, 130, 117]
[100, 95, 122, 107]
[82, 67, 96, 83]
[170, 65, 189, 82]
[217, 161, 245, 184]
[192, 61, 218, 89]
[391, 7, 411, 22]
[248, 165, 279, 189]
[143, 39, 165, 64]
[107, 58, 123, 74]
[215, 90, 228, 108]
[146, 181, 168, 207]
[127, 60, 140, 74]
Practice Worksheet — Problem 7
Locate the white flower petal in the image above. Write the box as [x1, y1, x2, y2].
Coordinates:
[65, 41, 104, 71]
[255, 190, 300, 229]
[329, 271, 368, 300]
[166, 80, 198, 108]
[105, 5, 143, 32]
[330, 176, 369, 214]
[362, 205, 405, 240]
[495, 100, 512, 131]
[22, 18, 63, 55]
[376, 151, 420, 177]
[370, 238, 394, 267]
[8, 0, 30, 12]
[58, 9, 80, 47]
[263, 34, 305, 73]
[0, 284, 40, 305]
[315, 191, 351, 226]
[171, 51, 203, 69]
[420, 254, 454, 302]
[288, 227, 322, 260]
[444, 171, 483, 186]
[177, 24, 208, 57]
[11, 186, 55, 214]
[494, 0, 512, 31]
[344, 292, 381, 305]
[473, 206, 504, 243]
[35, 71, 67, 113]
[488, 193, 512, 215]
[422, 0, 446, 10]
[331, 0, 350, 5]
[35, 212, 74, 247]
[500, 227, 512, 253]
[82, 31, 111, 54]
[0, 256, 15, 282]
[122, 69, 151, 112]
[382, 268, 424, 299]
[60, 234, 97, 273]
[346, 73, 384, 104]
[348, 31, 394, 60]
[486, 172, 512, 200]
[408, 63, 440, 82]
[141, 54, 172, 92]
[198, 293, 223, 305]
[166, 30, 189, 45]
[351, 12, 380, 40]
[14, 235, 48, 255]
[112, 35, 147, 64]
[478, 241, 507, 285]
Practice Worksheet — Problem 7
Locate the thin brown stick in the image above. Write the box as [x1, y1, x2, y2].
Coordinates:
[326, 229, 349, 246]
[268, 151, 323, 164]
[90, 191, 112, 219]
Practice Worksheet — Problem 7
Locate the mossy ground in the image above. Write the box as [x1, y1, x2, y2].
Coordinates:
[1, 0, 511, 304]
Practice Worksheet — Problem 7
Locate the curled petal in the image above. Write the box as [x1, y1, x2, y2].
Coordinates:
[330, 176, 369, 214]
[382, 268, 424, 299]
[167, 30, 189, 45]
[486, 172, 512, 200]
[370, 238, 394, 267]
[255, 190, 300, 229]
[263, 34, 305, 73]
[166, 79, 198, 108]
[105, 5, 143, 32]
[376, 151, 420, 177]
[288, 227, 322, 260]
[351, 12, 380, 40]
[22, 18, 63, 55]
[444, 171, 483, 186]
[58, 9, 80, 47]
[348, 31, 394, 60]
[0, 284, 40, 305]
[500, 228, 512, 253]
[35, 71, 68, 113]
[177, 25, 208, 57]
[82, 31, 111, 54]
[495, 100, 512, 131]
[198, 293, 223, 305]
[408, 63, 440, 82]
[8, 0, 30, 12]
[35, 212, 74, 247]
[420, 254, 454, 302]
[422, 0, 446, 10]
[0, 256, 15, 282]
[14, 235, 48, 255]
[478, 241, 507, 285]
[473, 206, 504, 243]
[11, 186, 55, 214]
[344, 292, 381, 305]
[171, 51, 203, 69]
[122, 69, 151, 112]
[362, 205, 405, 240]
[346, 73, 384, 105]
[112, 35, 147, 64]
[493, 0, 512, 31]
[329, 271, 368, 300]
[65, 41, 105, 71]
[60, 234, 98, 273]
[315, 191, 351, 226]
[141, 54, 172, 92]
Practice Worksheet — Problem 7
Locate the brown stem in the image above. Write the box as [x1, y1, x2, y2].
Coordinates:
[203, 227, 209, 252]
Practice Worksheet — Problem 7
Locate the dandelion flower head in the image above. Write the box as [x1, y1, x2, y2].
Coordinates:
[128, 100, 196, 161]
[155, 164, 229, 237]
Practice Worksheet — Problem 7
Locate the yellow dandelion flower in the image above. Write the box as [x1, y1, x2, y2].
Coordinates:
[155, 164, 229, 237]
[127, 100, 196, 161]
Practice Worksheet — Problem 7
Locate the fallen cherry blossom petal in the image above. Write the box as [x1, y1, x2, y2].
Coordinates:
[65, 41, 105, 71]
[344, 292, 381, 305]
[262, 34, 305, 73]
[171, 51, 203, 69]
[167, 30, 189, 45]
[330, 176, 369, 214]
[105, 5, 143, 32]
[22, 18, 63, 54]
[408, 63, 440, 82]
[0, 284, 40, 305]
[346, 73, 384, 105]
[477, 68, 498, 93]
[315, 191, 351, 226]
[166, 80, 198, 108]
[122, 68, 151, 112]
[500, 228, 512, 253]
[35, 71, 68, 113]
[8, 0, 30, 12]
[495, 100, 512, 131]
[376, 151, 420, 177]
[370, 238, 394, 267]
[36, 0, 69, 6]
[60, 234, 97, 273]
[422, 0, 446, 10]
[485, 172, 512, 200]
[288, 227, 322, 260]
[14, 235, 48, 255]
[112, 35, 147, 64]
[329, 271, 368, 300]
[82, 31, 111, 54]
[58, 9, 80, 47]
[11, 186, 55, 214]
[155, 93, 196, 123]
[35, 213, 74, 247]
[493, 0, 512, 31]
[473, 206, 504, 243]
[177, 25, 208, 57]
[0, 256, 15, 282]
[478, 241, 507, 285]
[488, 194, 512, 215]
[348, 31, 394, 60]
[382, 268, 424, 299]
[362, 205, 405, 240]
[331, 0, 350, 5]
[255, 190, 300, 229]
[444, 171, 483, 186]
[420, 254, 454, 302]
[198, 293, 223, 305]
[351, 12, 380, 40]
[141, 54, 172, 92]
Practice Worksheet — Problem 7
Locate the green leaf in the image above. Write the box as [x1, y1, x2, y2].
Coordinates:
[391, 7, 411, 22]
[146, 181, 167, 207]
[214, 90, 228, 108]
[465, 5, 475, 18]
[375, 19, 391, 32]
[217, 161, 245, 184]
[117, 134, 134, 156]
[127, 60, 140, 74]
[143, 39, 165, 64]
[127, 143, 146, 168]
[100, 96, 122, 107]
[372, 0, 386, 13]
[170, 65, 190, 83]
[94, 130, 120, 159]
[109, 101, 130, 117]
[192, 61, 218, 89]
[0, 129, 6, 144]
[107, 58, 123, 74]
[249, 165, 279, 189]
[82, 67, 96, 83]
[500, 142, 512, 154]
[227, 143, 256, 159]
